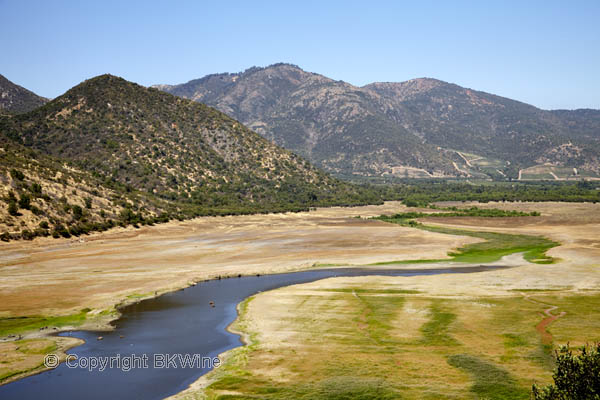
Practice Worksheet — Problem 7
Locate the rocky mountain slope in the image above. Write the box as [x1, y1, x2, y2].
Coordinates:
[0, 74, 48, 114]
[0, 74, 378, 240]
[157, 64, 600, 179]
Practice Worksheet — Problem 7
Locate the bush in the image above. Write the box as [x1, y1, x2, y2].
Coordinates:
[69, 225, 81, 236]
[34, 228, 49, 237]
[10, 169, 24, 181]
[21, 229, 35, 240]
[18, 194, 31, 210]
[6, 191, 17, 202]
[8, 201, 19, 216]
[0, 232, 10, 242]
[30, 183, 42, 196]
[52, 224, 71, 238]
[39, 221, 49, 229]
[30, 205, 43, 216]
[72, 205, 83, 220]
[532, 343, 600, 399]
[402, 199, 420, 208]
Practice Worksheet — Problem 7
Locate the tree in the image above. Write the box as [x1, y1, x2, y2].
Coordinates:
[532, 343, 600, 399]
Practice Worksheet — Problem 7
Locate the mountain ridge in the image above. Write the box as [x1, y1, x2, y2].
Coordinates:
[156, 64, 600, 179]
[0, 74, 48, 114]
[0, 73, 378, 241]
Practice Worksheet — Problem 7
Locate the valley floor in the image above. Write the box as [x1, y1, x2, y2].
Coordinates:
[171, 201, 600, 399]
[1, 201, 599, 398]
[0, 201, 473, 383]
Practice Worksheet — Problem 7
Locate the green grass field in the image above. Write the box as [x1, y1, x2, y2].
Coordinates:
[372, 210, 558, 265]
[0, 310, 91, 337]
[198, 287, 600, 400]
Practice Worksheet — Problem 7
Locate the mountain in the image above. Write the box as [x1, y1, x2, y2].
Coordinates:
[156, 64, 600, 180]
[0, 74, 48, 114]
[0, 74, 378, 241]
[156, 64, 456, 178]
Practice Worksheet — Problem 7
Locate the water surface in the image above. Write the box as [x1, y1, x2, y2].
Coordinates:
[0, 265, 505, 399]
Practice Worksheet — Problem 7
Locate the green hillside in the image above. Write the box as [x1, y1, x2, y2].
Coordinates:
[0, 74, 379, 241]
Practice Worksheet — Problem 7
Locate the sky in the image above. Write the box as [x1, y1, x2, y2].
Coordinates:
[1, 0, 598, 110]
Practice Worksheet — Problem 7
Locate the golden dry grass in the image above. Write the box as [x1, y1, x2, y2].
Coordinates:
[2, 201, 600, 394]
[0, 202, 475, 383]
[0, 202, 475, 317]
[172, 201, 600, 399]
[187, 283, 600, 399]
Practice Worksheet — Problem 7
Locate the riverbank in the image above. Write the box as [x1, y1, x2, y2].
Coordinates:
[1, 201, 599, 391]
[189, 273, 600, 399]
[169, 201, 600, 399]
[0, 201, 477, 384]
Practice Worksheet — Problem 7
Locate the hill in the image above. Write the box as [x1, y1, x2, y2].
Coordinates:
[0, 74, 379, 241]
[0, 74, 48, 114]
[156, 64, 600, 180]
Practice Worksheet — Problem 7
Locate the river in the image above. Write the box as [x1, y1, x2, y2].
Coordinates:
[0, 265, 506, 399]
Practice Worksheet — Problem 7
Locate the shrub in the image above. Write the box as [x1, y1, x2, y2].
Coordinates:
[532, 343, 600, 399]
[8, 201, 19, 216]
[6, 191, 17, 202]
[21, 230, 35, 240]
[34, 228, 49, 237]
[69, 225, 81, 236]
[10, 169, 24, 181]
[30, 205, 43, 216]
[402, 199, 420, 207]
[53, 224, 71, 238]
[30, 183, 42, 196]
[18, 194, 31, 210]
[72, 205, 83, 220]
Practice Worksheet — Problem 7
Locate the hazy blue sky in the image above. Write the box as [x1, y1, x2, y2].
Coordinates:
[1, 0, 598, 109]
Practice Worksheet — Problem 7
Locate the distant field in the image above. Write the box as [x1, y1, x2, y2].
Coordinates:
[519, 164, 600, 180]
[407, 149, 600, 181]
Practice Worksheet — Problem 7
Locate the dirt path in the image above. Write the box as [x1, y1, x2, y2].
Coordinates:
[549, 171, 561, 181]
[452, 161, 470, 176]
[536, 306, 566, 345]
[456, 151, 473, 167]
[519, 292, 566, 345]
